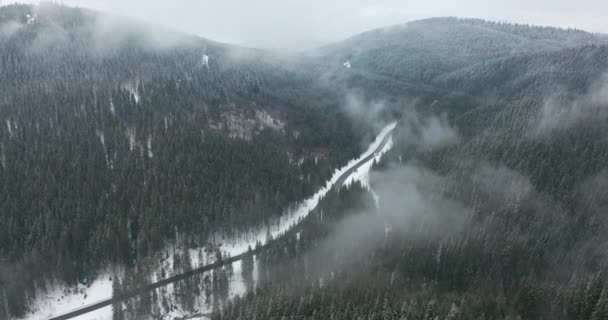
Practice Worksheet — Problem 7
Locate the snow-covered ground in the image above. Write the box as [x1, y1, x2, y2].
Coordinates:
[342, 136, 393, 205]
[20, 122, 397, 320]
[22, 274, 114, 320]
[342, 136, 393, 189]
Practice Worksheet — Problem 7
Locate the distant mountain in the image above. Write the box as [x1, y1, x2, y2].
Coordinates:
[320, 17, 608, 83]
[436, 44, 608, 101]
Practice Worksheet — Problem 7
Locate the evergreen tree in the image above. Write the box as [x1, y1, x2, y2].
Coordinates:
[112, 276, 125, 320]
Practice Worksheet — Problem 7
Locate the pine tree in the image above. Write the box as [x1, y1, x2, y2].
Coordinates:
[591, 289, 608, 320]
[180, 249, 194, 311]
[112, 276, 125, 320]
[1, 285, 9, 320]
[445, 303, 460, 320]
[241, 247, 255, 291]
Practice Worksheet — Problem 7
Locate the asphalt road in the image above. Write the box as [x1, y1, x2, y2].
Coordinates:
[333, 129, 393, 189]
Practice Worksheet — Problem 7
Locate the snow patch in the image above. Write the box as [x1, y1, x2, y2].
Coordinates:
[123, 83, 140, 104]
[96, 130, 105, 147]
[201, 54, 210, 68]
[96, 130, 112, 168]
[109, 100, 116, 116]
[20, 274, 113, 320]
[216, 109, 285, 140]
[6, 119, 13, 137]
[255, 110, 285, 131]
[227, 260, 247, 299]
[342, 136, 394, 205]
[287, 152, 306, 167]
[147, 135, 153, 158]
[164, 116, 170, 132]
[26, 14, 37, 25]
[0, 142, 6, 169]
[126, 127, 137, 152]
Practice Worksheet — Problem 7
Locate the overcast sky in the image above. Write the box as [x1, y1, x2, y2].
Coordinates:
[8, 0, 608, 50]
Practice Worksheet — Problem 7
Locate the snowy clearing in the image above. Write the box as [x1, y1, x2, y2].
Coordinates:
[22, 275, 113, 320]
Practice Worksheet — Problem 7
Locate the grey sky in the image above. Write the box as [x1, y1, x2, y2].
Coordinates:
[8, 0, 608, 50]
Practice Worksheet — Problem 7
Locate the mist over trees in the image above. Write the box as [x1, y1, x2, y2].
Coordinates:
[211, 15, 608, 320]
[2, 2, 608, 320]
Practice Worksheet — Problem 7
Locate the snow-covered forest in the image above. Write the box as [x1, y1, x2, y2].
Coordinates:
[3, 2, 608, 320]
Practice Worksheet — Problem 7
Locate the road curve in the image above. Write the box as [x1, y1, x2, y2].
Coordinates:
[333, 129, 393, 190]
[44, 124, 396, 320]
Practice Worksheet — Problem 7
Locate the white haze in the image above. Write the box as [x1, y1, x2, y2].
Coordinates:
[7, 0, 608, 51]
[529, 73, 608, 137]
[0, 19, 22, 38]
[399, 111, 460, 150]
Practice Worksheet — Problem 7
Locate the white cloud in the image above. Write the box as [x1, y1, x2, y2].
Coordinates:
[0, 20, 23, 38]
[529, 74, 608, 137]
[398, 111, 460, 151]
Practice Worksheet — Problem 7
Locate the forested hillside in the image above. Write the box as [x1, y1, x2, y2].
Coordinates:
[2, 3, 608, 320]
[207, 20, 608, 320]
[0, 4, 369, 317]
[320, 17, 608, 83]
[207, 40, 608, 318]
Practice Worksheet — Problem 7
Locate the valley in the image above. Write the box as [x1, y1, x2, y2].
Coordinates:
[2, 3, 608, 320]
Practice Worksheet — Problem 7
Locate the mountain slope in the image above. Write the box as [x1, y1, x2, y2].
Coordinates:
[320, 17, 608, 83]
[208, 17, 608, 320]
[0, 4, 371, 317]
[208, 29, 608, 320]
[3, 4, 608, 320]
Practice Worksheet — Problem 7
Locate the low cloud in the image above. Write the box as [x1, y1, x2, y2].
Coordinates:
[397, 110, 460, 151]
[341, 96, 460, 154]
[471, 164, 534, 208]
[372, 164, 470, 237]
[577, 170, 608, 216]
[15, 3, 198, 57]
[343, 93, 386, 127]
[90, 12, 195, 53]
[0, 20, 23, 38]
[10, 0, 608, 51]
[529, 73, 608, 137]
[296, 162, 471, 277]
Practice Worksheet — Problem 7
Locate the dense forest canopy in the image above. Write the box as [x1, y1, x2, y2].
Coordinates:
[2, 3, 608, 320]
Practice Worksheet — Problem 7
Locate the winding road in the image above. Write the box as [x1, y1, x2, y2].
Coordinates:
[43, 124, 396, 320]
